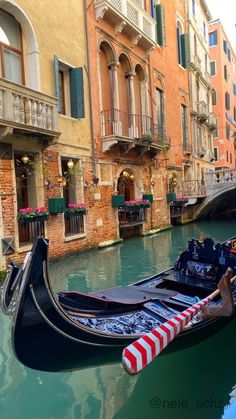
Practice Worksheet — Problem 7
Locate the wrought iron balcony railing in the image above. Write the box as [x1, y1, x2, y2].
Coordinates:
[197, 101, 208, 123]
[183, 143, 192, 154]
[101, 109, 169, 147]
[207, 113, 217, 131]
[118, 207, 147, 226]
[94, 0, 156, 50]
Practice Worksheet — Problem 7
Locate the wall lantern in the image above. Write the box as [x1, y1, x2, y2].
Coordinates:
[21, 154, 30, 164]
[67, 159, 74, 170]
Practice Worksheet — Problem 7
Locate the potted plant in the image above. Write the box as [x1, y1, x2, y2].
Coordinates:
[142, 132, 153, 143]
[17, 207, 49, 224]
[64, 203, 87, 218]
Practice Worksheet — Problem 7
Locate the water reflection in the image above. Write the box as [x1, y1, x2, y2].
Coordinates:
[1, 218, 236, 418]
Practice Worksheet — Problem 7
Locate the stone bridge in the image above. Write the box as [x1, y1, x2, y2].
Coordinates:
[175, 169, 236, 219]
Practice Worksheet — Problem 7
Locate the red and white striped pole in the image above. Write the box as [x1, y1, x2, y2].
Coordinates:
[122, 296, 211, 375]
[122, 273, 236, 375]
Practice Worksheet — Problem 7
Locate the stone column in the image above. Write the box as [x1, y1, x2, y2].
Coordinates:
[126, 72, 137, 138]
[108, 61, 121, 135]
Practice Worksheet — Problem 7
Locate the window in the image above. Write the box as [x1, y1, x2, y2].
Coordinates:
[234, 106, 236, 121]
[14, 152, 44, 245]
[203, 22, 206, 38]
[224, 65, 227, 81]
[226, 123, 230, 139]
[0, 10, 23, 84]
[210, 61, 216, 76]
[226, 150, 229, 161]
[225, 92, 230, 110]
[223, 40, 228, 54]
[214, 147, 218, 161]
[181, 104, 188, 146]
[205, 54, 208, 72]
[212, 89, 217, 106]
[192, 0, 196, 15]
[228, 48, 231, 62]
[213, 125, 218, 138]
[233, 84, 236, 97]
[177, 22, 182, 65]
[54, 55, 85, 118]
[209, 31, 217, 46]
[230, 153, 232, 164]
[156, 88, 164, 137]
[61, 158, 85, 237]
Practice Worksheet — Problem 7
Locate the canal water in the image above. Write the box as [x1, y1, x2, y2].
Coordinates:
[1, 218, 236, 419]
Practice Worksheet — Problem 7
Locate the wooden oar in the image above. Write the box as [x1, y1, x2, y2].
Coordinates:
[122, 270, 236, 375]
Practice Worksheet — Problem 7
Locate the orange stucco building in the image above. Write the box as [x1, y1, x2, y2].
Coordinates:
[209, 19, 236, 170]
[86, 0, 192, 234]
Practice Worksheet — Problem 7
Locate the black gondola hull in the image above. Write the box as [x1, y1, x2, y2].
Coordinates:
[9, 238, 236, 372]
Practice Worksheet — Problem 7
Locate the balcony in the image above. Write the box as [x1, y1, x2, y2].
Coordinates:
[207, 113, 217, 131]
[118, 207, 148, 226]
[197, 146, 207, 158]
[101, 109, 169, 156]
[194, 55, 201, 73]
[94, 0, 156, 50]
[183, 143, 192, 154]
[204, 71, 211, 85]
[0, 78, 60, 141]
[197, 101, 208, 123]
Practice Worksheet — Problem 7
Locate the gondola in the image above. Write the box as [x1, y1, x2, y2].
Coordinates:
[1, 236, 236, 373]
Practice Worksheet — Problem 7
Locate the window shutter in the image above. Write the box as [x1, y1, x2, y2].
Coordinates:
[155, 4, 166, 46]
[150, 0, 155, 18]
[69, 67, 85, 118]
[54, 55, 62, 113]
[181, 33, 190, 68]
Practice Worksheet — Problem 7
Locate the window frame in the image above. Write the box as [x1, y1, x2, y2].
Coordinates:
[209, 31, 217, 47]
[0, 9, 25, 84]
[210, 61, 216, 76]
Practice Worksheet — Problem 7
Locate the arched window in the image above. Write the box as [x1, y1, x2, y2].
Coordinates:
[0, 10, 23, 84]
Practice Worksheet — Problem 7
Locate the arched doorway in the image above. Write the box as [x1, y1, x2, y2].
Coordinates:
[117, 169, 135, 201]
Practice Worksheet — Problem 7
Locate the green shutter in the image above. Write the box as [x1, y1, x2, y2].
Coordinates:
[69, 67, 85, 118]
[155, 4, 166, 46]
[181, 33, 190, 68]
[54, 55, 62, 113]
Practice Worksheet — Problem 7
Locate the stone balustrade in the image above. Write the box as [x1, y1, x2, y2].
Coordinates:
[0, 78, 60, 139]
[94, 0, 156, 50]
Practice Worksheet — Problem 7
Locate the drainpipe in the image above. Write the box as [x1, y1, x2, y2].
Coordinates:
[83, 0, 97, 183]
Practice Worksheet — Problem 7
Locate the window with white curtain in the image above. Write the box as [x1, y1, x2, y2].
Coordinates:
[0, 10, 23, 84]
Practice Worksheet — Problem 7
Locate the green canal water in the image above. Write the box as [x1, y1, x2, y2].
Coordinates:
[1, 219, 236, 419]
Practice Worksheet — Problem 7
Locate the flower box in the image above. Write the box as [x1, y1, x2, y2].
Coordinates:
[123, 199, 151, 210]
[112, 195, 125, 208]
[48, 198, 65, 214]
[166, 192, 176, 203]
[17, 207, 49, 224]
[64, 203, 87, 219]
[142, 194, 153, 203]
